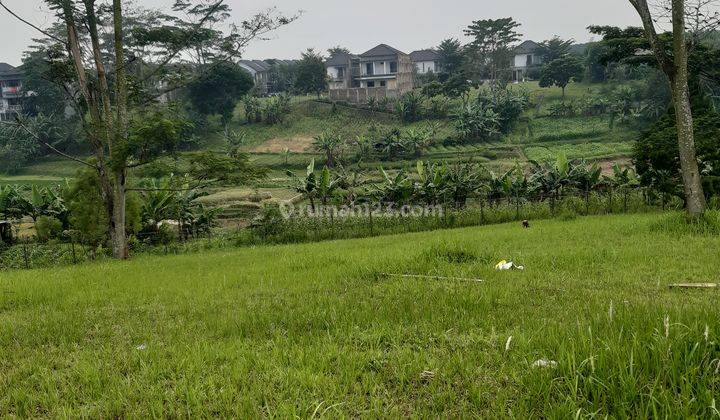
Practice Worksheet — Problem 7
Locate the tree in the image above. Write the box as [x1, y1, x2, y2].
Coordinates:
[1, 0, 295, 258]
[628, 0, 709, 215]
[463, 17, 522, 81]
[187, 61, 254, 126]
[537, 36, 574, 62]
[538, 56, 584, 99]
[327, 45, 350, 57]
[437, 38, 465, 77]
[295, 48, 327, 97]
[313, 132, 343, 168]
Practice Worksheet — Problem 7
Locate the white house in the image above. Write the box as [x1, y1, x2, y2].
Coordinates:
[511, 40, 543, 82]
[410, 49, 442, 74]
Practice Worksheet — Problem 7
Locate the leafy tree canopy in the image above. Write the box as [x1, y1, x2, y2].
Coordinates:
[186, 61, 254, 124]
[538, 56, 585, 98]
[295, 48, 327, 96]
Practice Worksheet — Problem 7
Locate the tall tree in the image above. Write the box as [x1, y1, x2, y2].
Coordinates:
[437, 38, 464, 77]
[187, 61, 254, 126]
[537, 36, 574, 61]
[1, 0, 295, 258]
[327, 45, 350, 57]
[463, 17, 522, 81]
[628, 0, 707, 215]
[295, 48, 327, 97]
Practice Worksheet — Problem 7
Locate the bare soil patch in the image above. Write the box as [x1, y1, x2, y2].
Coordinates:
[251, 136, 315, 153]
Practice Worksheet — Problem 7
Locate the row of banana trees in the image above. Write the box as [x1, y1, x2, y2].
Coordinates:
[286, 155, 643, 215]
[0, 176, 219, 245]
[0, 185, 70, 239]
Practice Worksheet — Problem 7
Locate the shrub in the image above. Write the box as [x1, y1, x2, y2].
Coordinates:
[477, 87, 529, 134]
[454, 103, 501, 143]
[35, 216, 63, 243]
[426, 95, 452, 119]
[395, 91, 424, 123]
[243, 96, 263, 123]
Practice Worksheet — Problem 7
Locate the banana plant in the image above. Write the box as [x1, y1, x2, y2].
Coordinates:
[604, 163, 640, 213]
[370, 167, 414, 205]
[287, 159, 319, 210]
[571, 161, 603, 214]
[414, 161, 447, 205]
[442, 162, 483, 209]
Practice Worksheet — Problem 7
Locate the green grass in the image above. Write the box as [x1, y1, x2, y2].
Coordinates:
[2, 213, 720, 417]
[524, 141, 635, 162]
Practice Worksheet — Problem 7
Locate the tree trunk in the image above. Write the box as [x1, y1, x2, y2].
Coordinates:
[670, 0, 706, 216]
[99, 167, 128, 259]
[630, 0, 707, 216]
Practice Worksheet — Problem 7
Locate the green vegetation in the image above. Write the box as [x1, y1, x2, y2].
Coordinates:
[2, 213, 720, 416]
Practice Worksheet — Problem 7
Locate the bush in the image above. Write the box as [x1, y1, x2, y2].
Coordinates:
[476, 87, 529, 133]
[395, 92, 424, 123]
[35, 216, 63, 243]
[454, 103, 501, 143]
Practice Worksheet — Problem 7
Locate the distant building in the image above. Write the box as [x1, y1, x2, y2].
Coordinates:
[239, 59, 297, 94]
[511, 41, 544, 83]
[410, 49, 441, 74]
[0, 63, 23, 121]
[326, 44, 414, 103]
[511, 41, 588, 82]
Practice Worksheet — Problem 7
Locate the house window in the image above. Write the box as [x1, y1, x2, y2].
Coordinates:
[367, 81, 375, 88]
[366, 63, 374, 75]
[390, 61, 398, 73]
[380, 81, 386, 87]
[526, 55, 533, 66]
[337, 67, 344, 78]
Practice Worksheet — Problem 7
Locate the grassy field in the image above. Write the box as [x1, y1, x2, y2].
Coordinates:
[2, 213, 720, 417]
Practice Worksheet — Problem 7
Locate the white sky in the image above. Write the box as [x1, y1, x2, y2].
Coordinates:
[0, 0, 642, 65]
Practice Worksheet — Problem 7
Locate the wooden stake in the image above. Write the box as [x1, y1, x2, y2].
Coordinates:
[381, 273, 484, 283]
[669, 283, 718, 289]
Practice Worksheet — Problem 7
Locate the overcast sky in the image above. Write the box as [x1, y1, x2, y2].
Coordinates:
[0, 0, 642, 65]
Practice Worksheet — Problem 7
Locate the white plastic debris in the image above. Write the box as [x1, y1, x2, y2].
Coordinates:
[135, 344, 147, 351]
[494, 260, 524, 271]
[532, 359, 558, 368]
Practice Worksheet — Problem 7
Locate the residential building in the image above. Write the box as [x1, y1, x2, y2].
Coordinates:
[0, 63, 23, 121]
[326, 52, 358, 90]
[511, 40, 543, 82]
[238, 59, 298, 95]
[410, 49, 441, 74]
[239, 60, 272, 94]
[326, 44, 414, 103]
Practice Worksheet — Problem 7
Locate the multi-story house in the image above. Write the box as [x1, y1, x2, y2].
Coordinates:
[239, 60, 273, 94]
[511, 40, 544, 82]
[410, 49, 442, 74]
[239, 59, 298, 95]
[326, 44, 414, 103]
[0, 63, 23, 121]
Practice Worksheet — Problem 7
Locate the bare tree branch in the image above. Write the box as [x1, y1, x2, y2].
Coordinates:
[0, 0, 67, 45]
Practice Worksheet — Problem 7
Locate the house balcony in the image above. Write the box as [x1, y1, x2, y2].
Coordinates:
[355, 73, 397, 81]
[1, 86, 21, 97]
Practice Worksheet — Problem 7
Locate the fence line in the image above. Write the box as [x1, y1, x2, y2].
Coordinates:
[0, 189, 683, 271]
